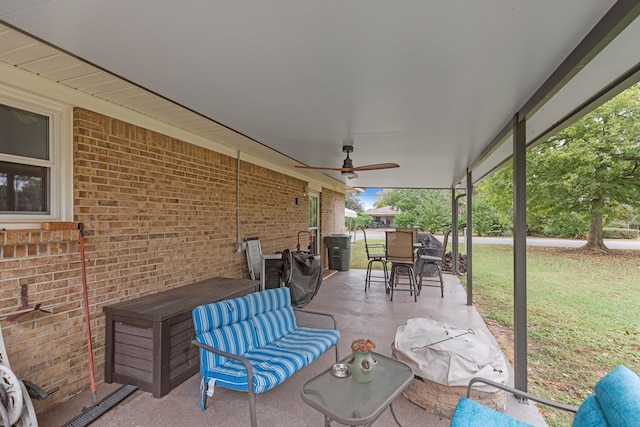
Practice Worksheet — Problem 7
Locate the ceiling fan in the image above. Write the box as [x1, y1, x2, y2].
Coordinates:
[294, 145, 399, 179]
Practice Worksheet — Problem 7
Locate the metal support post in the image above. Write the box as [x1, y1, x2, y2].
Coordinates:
[465, 171, 473, 306]
[513, 113, 528, 392]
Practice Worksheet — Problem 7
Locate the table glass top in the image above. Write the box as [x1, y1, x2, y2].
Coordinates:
[301, 352, 413, 425]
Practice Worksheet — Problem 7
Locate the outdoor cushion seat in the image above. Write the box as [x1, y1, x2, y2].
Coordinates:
[450, 365, 640, 427]
[192, 287, 340, 427]
[202, 326, 339, 394]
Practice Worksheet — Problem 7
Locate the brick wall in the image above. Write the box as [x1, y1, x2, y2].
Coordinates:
[0, 108, 343, 412]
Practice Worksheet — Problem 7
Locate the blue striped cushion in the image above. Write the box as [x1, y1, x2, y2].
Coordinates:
[197, 320, 257, 370]
[270, 327, 340, 363]
[252, 306, 297, 347]
[193, 296, 252, 334]
[200, 328, 340, 394]
[204, 349, 304, 393]
[246, 287, 291, 316]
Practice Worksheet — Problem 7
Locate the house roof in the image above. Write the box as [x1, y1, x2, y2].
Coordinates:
[1, 1, 639, 190]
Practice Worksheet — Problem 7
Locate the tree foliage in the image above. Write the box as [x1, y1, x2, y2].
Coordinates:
[345, 212, 373, 231]
[478, 83, 640, 249]
[345, 192, 365, 212]
[377, 189, 451, 232]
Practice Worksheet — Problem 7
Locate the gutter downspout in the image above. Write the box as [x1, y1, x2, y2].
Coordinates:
[235, 150, 242, 252]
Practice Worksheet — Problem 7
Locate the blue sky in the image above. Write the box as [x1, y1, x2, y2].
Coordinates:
[359, 188, 383, 210]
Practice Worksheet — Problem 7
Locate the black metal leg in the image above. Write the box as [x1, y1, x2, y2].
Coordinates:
[365, 260, 372, 291]
[390, 402, 403, 427]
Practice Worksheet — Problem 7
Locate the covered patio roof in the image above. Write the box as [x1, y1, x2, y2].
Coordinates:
[1, 1, 639, 190]
[1, 0, 639, 399]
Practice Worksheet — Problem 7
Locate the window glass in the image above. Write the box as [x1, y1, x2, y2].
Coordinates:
[0, 104, 49, 160]
[309, 196, 318, 227]
[0, 85, 70, 226]
[0, 161, 48, 213]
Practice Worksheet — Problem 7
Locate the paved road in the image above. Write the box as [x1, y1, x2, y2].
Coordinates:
[352, 229, 640, 250]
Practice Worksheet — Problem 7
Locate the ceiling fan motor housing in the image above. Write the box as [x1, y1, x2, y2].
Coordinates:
[342, 145, 354, 169]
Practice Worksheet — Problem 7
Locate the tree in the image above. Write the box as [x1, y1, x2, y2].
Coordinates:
[345, 212, 373, 230]
[377, 189, 451, 232]
[345, 192, 365, 212]
[534, 84, 640, 250]
[479, 83, 640, 250]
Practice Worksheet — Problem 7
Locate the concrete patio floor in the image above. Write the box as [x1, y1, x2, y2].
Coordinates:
[40, 269, 547, 427]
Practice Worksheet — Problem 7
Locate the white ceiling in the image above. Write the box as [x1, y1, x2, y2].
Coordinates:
[1, 1, 640, 190]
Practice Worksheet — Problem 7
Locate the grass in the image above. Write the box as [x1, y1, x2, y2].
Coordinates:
[470, 245, 639, 426]
[349, 239, 385, 269]
[349, 240, 640, 427]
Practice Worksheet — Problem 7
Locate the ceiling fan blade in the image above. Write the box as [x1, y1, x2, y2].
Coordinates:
[294, 165, 350, 171]
[351, 163, 400, 171]
[295, 163, 399, 172]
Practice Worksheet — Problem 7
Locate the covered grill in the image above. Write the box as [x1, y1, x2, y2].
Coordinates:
[278, 249, 323, 308]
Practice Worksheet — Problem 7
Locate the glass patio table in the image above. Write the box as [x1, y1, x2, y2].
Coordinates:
[301, 352, 413, 426]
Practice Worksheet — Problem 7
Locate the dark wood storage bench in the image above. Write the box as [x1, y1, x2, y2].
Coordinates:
[104, 277, 258, 397]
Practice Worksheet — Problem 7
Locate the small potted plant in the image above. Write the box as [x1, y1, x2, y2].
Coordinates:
[348, 338, 377, 383]
[351, 338, 376, 353]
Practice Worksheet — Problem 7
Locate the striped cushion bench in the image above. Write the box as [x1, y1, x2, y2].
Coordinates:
[192, 286, 340, 427]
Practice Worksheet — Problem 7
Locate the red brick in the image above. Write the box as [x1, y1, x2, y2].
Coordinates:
[0, 107, 345, 413]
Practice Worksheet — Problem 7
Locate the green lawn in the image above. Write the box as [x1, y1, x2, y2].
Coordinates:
[349, 241, 640, 427]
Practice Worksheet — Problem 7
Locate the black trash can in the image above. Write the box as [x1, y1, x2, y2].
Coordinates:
[324, 234, 351, 271]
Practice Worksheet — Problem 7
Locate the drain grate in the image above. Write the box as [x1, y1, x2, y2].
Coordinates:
[63, 384, 137, 427]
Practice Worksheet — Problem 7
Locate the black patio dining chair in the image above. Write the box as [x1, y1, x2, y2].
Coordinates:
[361, 228, 388, 292]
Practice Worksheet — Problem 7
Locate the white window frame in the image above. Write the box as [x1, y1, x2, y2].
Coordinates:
[0, 84, 72, 229]
[308, 191, 320, 254]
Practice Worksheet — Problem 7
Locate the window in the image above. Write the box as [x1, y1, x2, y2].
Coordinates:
[0, 85, 72, 228]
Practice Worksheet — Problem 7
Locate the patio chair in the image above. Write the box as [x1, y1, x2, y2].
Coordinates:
[361, 228, 388, 292]
[395, 227, 419, 243]
[385, 230, 419, 302]
[451, 365, 640, 427]
[416, 229, 450, 298]
[245, 237, 262, 280]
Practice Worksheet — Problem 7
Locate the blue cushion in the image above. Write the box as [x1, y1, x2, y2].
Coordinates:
[193, 286, 340, 397]
[451, 398, 533, 427]
[192, 295, 252, 334]
[246, 287, 291, 316]
[573, 394, 609, 427]
[252, 306, 297, 347]
[197, 320, 257, 371]
[592, 365, 640, 427]
[206, 348, 304, 394]
[207, 327, 340, 394]
[272, 327, 340, 363]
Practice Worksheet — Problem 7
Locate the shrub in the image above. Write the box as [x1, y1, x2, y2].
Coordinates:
[603, 228, 639, 239]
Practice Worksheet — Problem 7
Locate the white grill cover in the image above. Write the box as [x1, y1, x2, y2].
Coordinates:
[394, 318, 509, 388]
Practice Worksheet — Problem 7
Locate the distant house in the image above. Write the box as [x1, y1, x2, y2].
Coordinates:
[365, 206, 400, 228]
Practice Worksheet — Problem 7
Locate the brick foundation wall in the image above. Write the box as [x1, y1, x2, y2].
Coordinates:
[0, 108, 343, 412]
